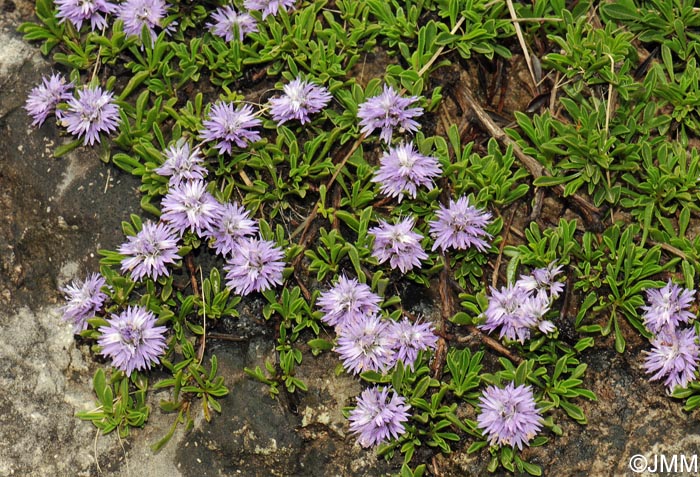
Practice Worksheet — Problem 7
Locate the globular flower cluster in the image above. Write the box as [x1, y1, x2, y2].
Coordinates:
[98, 306, 168, 376]
[160, 180, 223, 236]
[641, 280, 700, 392]
[207, 0, 294, 41]
[63, 85, 121, 146]
[269, 77, 332, 125]
[25, 73, 73, 126]
[369, 217, 427, 274]
[479, 262, 564, 343]
[206, 202, 258, 256]
[200, 102, 262, 154]
[59, 273, 108, 333]
[118, 0, 170, 44]
[223, 237, 285, 295]
[244, 0, 296, 19]
[348, 386, 411, 448]
[155, 139, 207, 185]
[118, 220, 180, 282]
[55, 0, 117, 31]
[371, 142, 441, 202]
[316, 275, 381, 329]
[357, 85, 422, 143]
[477, 382, 542, 450]
[207, 6, 257, 41]
[429, 196, 492, 252]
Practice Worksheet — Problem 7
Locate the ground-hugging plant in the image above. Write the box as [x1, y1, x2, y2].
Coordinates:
[20, 0, 700, 475]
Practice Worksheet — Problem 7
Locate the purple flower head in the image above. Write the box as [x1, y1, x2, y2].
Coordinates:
[207, 6, 257, 41]
[478, 284, 539, 344]
[200, 102, 262, 155]
[118, 220, 180, 282]
[516, 261, 565, 301]
[98, 306, 168, 376]
[160, 180, 223, 236]
[357, 85, 423, 143]
[372, 142, 442, 202]
[349, 386, 411, 448]
[316, 275, 382, 330]
[223, 237, 285, 295]
[429, 196, 492, 252]
[118, 0, 168, 44]
[206, 202, 258, 256]
[55, 0, 117, 31]
[477, 382, 542, 450]
[63, 86, 120, 146]
[155, 139, 207, 185]
[25, 73, 73, 127]
[244, 0, 296, 18]
[335, 314, 394, 375]
[388, 318, 439, 370]
[644, 328, 700, 392]
[269, 77, 332, 125]
[369, 217, 427, 273]
[60, 273, 108, 333]
[642, 280, 696, 335]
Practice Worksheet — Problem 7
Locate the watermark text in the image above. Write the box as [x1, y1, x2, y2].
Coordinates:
[629, 454, 698, 474]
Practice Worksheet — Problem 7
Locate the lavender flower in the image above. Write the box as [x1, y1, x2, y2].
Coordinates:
[206, 202, 258, 256]
[118, 0, 168, 44]
[207, 6, 257, 41]
[155, 139, 207, 185]
[200, 102, 262, 154]
[98, 306, 168, 376]
[388, 318, 438, 370]
[244, 0, 296, 18]
[644, 328, 700, 392]
[118, 220, 180, 282]
[223, 237, 285, 295]
[348, 386, 411, 448]
[269, 77, 332, 125]
[357, 85, 423, 143]
[160, 180, 223, 236]
[55, 0, 117, 31]
[429, 196, 492, 252]
[477, 382, 542, 450]
[25, 73, 73, 126]
[62, 85, 120, 146]
[516, 262, 565, 301]
[59, 273, 107, 333]
[335, 314, 394, 375]
[372, 142, 442, 202]
[369, 217, 427, 273]
[478, 284, 539, 344]
[641, 280, 696, 335]
[316, 275, 381, 329]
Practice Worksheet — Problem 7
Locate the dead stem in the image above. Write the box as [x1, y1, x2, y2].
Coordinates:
[185, 254, 200, 298]
[454, 87, 603, 228]
[206, 332, 248, 342]
[506, 0, 538, 90]
[185, 254, 206, 363]
[458, 327, 523, 364]
[491, 207, 517, 288]
[432, 256, 453, 380]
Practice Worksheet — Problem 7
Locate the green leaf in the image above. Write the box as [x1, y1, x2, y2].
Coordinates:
[307, 338, 334, 351]
[54, 139, 82, 158]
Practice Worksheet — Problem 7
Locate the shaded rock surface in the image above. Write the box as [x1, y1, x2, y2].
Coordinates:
[2, 3, 700, 477]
